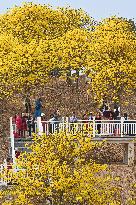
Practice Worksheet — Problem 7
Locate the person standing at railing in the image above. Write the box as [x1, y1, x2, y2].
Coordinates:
[114, 103, 120, 120]
[54, 109, 62, 133]
[13, 114, 19, 138]
[70, 112, 78, 134]
[108, 112, 114, 135]
[27, 114, 32, 137]
[34, 98, 42, 118]
[32, 114, 36, 134]
[88, 112, 93, 121]
[123, 113, 135, 136]
[131, 113, 136, 136]
[122, 113, 129, 135]
[24, 96, 31, 114]
[49, 114, 56, 134]
[82, 113, 89, 131]
[41, 113, 46, 133]
[21, 113, 27, 138]
[100, 100, 109, 114]
[56, 109, 63, 123]
[27, 113, 35, 137]
[7, 157, 12, 170]
[109, 112, 113, 120]
[15, 113, 23, 138]
[88, 112, 94, 135]
[95, 112, 102, 134]
[15, 148, 21, 159]
[70, 112, 78, 123]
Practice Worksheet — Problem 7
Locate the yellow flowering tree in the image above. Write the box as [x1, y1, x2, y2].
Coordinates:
[0, 33, 19, 99]
[0, 3, 93, 96]
[37, 28, 91, 87]
[0, 3, 91, 44]
[86, 17, 136, 102]
[0, 131, 121, 205]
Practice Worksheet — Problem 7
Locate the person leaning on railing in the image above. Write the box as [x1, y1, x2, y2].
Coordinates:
[70, 112, 78, 134]
[124, 113, 136, 136]
[54, 109, 62, 133]
[122, 113, 128, 135]
[82, 113, 89, 131]
[88, 112, 93, 120]
[21, 113, 27, 138]
[27, 113, 36, 137]
[95, 112, 102, 134]
[49, 114, 56, 134]
[15, 113, 23, 138]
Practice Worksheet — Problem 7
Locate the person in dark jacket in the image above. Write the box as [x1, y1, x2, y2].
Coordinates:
[95, 112, 101, 134]
[34, 98, 42, 118]
[24, 96, 31, 113]
[49, 114, 55, 134]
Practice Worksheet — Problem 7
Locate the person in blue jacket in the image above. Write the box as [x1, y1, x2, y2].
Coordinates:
[34, 98, 42, 118]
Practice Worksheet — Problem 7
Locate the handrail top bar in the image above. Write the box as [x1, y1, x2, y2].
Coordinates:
[11, 119, 136, 125]
[40, 120, 136, 123]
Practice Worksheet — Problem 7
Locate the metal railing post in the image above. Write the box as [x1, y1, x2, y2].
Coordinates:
[62, 117, 65, 132]
[3, 159, 7, 185]
[121, 117, 124, 138]
[10, 117, 15, 165]
[93, 116, 95, 138]
[37, 117, 42, 135]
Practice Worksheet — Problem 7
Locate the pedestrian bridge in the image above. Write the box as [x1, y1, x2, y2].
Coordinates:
[38, 118, 136, 138]
[9, 117, 136, 166]
[0, 117, 136, 186]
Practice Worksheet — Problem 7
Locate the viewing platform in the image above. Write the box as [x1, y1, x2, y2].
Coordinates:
[9, 117, 136, 166]
[0, 117, 136, 186]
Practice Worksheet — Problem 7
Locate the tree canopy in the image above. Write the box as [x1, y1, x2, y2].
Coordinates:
[87, 17, 136, 102]
[0, 3, 92, 43]
[0, 3, 135, 103]
[0, 3, 93, 97]
[0, 131, 121, 205]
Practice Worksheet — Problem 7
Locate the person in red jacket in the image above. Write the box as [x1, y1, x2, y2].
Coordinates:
[21, 113, 27, 137]
[15, 113, 22, 138]
[15, 149, 21, 159]
[7, 157, 12, 170]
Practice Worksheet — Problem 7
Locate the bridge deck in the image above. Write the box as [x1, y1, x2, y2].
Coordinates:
[92, 136, 136, 143]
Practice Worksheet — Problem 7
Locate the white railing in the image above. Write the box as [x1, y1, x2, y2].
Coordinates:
[10, 118, 136, 138]
[0, 163, 6, 185]
[0, 159, 10, 186]
[40, 119, 136, 138]
[9, 117, 136, 165]
[10, 117, 15, 164]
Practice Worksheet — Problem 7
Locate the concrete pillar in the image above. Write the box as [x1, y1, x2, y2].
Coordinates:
[128, 143, 135, 166]
[123, 143, 134, 166]
[123, 144, 128, 164]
